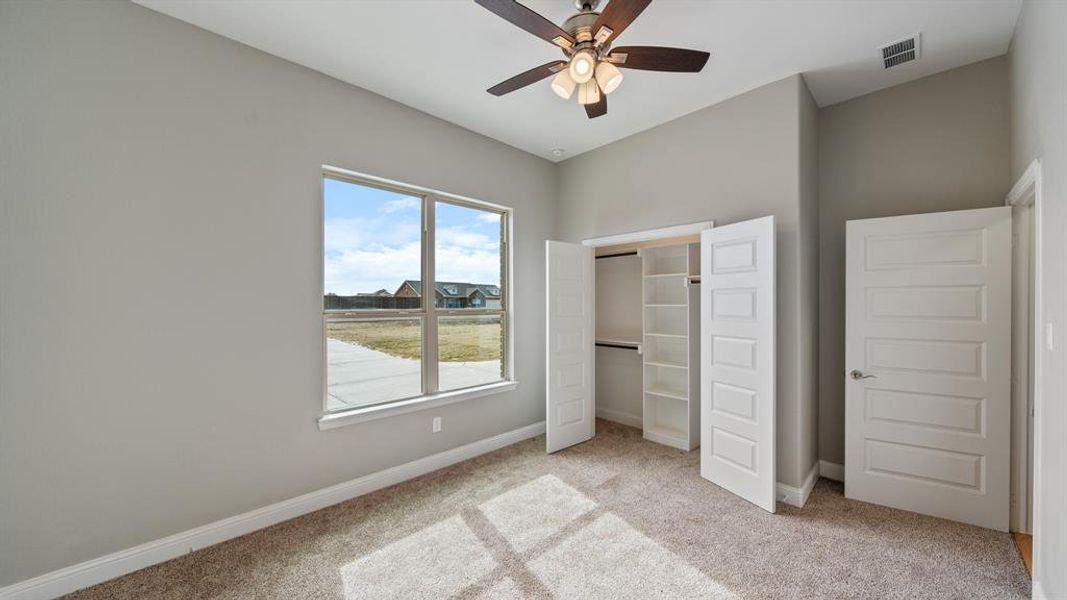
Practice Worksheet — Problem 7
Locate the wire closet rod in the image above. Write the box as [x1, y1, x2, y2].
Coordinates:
[595, 251, 639, 260]
[595, 342, 640, 350]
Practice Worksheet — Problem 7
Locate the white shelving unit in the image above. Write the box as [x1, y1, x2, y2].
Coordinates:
[639, 244, 700, 451]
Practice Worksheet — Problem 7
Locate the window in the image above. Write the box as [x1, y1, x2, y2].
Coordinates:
[322, 169, 509, 414]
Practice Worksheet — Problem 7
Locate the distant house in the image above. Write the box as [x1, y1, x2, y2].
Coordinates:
[394, 280, 501, 309]
[357, 289, 393, 297]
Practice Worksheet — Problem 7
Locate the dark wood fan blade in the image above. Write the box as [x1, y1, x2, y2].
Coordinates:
[610, 46, 710, 72]
[585, 93, 607, 119]
[474, 0, 576, 47]
[487, 61, 567, 96]
[591, 0, 651, 45]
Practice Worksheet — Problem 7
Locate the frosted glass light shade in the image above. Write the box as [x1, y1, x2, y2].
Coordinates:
[550, 69, 576, 99]
[568, 50, 596, 84]
[595, 61, 624, 94]
[577, 80, 601, 105]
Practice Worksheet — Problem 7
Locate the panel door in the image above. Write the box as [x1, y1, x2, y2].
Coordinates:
[845, 207, 1011, 530]
[700, 216, 776, 512]
[545, 241, 595, 453]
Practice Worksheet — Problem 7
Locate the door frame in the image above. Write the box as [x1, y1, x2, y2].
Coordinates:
[581, 221, 716, 248]
[573, 220, 715, 432]
[1004, 159, 1044, 578]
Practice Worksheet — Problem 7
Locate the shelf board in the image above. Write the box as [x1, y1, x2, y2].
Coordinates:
[645, 387, 688, 401]
[644, 332, 687, 339]
[643, 272, 688, 279]
[596, 337, 641, 347]
[643, 425, 688, 449]
[644, 360, 687, 370]
[644, 303, 686, 308]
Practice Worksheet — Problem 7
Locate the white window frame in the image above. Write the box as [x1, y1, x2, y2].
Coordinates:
[318, 166, 516, 430]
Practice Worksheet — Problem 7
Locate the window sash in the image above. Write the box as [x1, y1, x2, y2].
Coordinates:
[321, 169, 510, 413]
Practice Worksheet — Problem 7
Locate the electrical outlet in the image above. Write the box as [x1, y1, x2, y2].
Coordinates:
[432, 416, 442, 433]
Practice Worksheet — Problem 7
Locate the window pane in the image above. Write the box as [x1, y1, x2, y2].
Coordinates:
[326, 318, 422, 410]
[438, 315, 503, 392]
[324, 177, 422, 311]
[434, 201, 502, 310]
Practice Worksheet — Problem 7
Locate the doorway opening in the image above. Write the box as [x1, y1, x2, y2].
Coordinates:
[1007, 159, 1043, 578]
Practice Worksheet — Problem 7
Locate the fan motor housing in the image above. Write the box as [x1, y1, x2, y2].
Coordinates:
[561, 11, 611, 58]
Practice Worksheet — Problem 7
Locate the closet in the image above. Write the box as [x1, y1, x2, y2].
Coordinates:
[546, 216, 779, 513]
[593, 242, 700, 451]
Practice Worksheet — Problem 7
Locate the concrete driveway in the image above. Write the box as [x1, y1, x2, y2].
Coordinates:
[327, 338, 502, 411]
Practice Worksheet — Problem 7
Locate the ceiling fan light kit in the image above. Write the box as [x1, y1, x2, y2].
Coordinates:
[551, 69, 577, 99]
[568, 48, 597, 83]
[577, 79, 601, 105]
[476, 0, 710, 119]
[595, 60, 623, 94]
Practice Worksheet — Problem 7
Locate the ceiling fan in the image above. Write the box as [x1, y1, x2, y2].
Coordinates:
[475, 0, 710, 119]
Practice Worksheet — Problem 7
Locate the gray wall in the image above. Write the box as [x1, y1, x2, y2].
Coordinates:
[797, 79, 820, 482]
[816, 57, 1011, 465]
[555, 75, 821, 489]
[0, 1, 555, 586]
[1009, 2, 1067, 596]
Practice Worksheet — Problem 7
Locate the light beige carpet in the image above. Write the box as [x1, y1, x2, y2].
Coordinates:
[66, 420, 1030, 599]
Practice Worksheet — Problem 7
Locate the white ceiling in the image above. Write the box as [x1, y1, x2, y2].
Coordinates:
[135, 0, 1021, 161]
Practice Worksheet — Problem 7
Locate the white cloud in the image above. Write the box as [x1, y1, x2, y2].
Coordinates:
[325, 219, 501, 295]
[380, 197, 420, 214]
[325, 241, 422, 295]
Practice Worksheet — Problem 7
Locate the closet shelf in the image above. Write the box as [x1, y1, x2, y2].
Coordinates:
[645, 332, 687, 339]
[643, 424, 688, 446]
[644, 360, 687, 370]
[643, 272, 688, 279]
[596, 336, 641, 346]
[637, 241, 700, 452]
[645, 387, 688, 401]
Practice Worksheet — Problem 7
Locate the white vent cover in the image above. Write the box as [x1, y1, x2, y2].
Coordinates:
[880, 33, 921, 69]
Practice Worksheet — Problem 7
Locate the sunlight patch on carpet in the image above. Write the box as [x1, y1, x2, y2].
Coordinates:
[529, 513, 737, 599]
[340, 515, 497, 599]
[478, 474, 597, 553]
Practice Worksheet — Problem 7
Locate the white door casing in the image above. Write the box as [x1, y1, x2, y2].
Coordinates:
[545, 241, 595, 453]
[700, 216, 776, 513]
[845, 207, 1011, 531]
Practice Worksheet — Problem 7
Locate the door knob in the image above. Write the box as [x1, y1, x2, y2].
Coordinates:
[849, 369, 876, 380]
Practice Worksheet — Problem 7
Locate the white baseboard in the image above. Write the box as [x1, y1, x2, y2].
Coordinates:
[595, 407, 642, 429]
[1032, 579, 1048, 600]
[0, 421, 546, 600]
[777, 462, 819, 508]
[819, 460, 844, 482]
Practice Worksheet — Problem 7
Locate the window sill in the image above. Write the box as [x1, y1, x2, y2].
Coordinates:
[317, 380, 519, 431]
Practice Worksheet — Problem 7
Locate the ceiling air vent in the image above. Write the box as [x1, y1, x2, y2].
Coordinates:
[880, 34, 921, 69]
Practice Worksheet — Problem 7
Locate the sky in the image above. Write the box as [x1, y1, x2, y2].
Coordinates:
[324, 177, 502, 296]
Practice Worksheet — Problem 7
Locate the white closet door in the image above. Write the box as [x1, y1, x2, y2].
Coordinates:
[845, 207, 1011, 530]
[545, 241, 595, 453]
[700, 216, 776, 512]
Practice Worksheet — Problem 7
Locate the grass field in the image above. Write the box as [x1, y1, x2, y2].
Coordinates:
[327, 318, 501, 362]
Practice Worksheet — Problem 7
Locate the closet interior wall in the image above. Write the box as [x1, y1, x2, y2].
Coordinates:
[595, 251, 644, 427]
